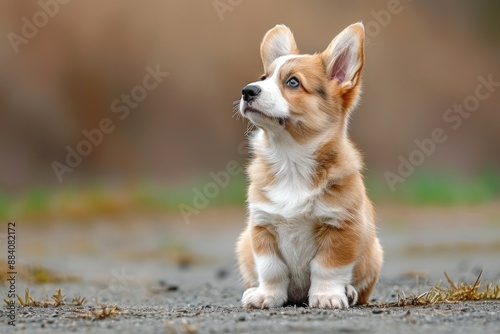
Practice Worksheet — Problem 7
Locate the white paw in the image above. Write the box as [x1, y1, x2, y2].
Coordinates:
[346, 285, 358, 306]
[242, 287, 287, 309]
[309, 292, 349, 309]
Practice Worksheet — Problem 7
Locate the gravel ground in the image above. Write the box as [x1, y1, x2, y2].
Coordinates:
[2, 206, 500, 333]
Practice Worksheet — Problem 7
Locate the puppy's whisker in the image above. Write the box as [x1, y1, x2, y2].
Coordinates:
[244, 123, 256, 137]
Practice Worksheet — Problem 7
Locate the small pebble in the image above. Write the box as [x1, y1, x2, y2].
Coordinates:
[217, 269, 229, 279]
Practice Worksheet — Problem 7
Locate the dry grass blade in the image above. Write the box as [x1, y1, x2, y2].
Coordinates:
[73, 304, 122, 320]
[72, 296, 86, 306]
[3, 288, 86, 308]
[472, 270, 483, 290]
[16, 288, 37, 307]
[52, 288, 66, 306]
[369, 271, 500, 308]
[444, 271, 458, 290]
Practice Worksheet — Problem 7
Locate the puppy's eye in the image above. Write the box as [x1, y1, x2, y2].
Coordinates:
[286, 77, 300, 88]
[259, 75, 267, 81]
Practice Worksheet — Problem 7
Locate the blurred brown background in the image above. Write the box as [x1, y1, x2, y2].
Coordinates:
[0, 0, 499, 198]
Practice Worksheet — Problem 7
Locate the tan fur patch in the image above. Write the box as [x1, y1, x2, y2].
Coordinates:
[251, 225, 279, 256]
[247, 151, 274, 203]
[321, 173, 364, 208]
[353, 235, 383, 304]
[236, 226, 256, 288]
[313, 222, 360, 268]
[248, 183, 270, 203]
[312, 140, 338, 187]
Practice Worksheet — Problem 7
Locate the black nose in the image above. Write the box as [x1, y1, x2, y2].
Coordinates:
[242, 85, 261, 102]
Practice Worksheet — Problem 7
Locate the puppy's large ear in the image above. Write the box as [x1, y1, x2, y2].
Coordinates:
[322, 23, 365, 111]
[260, 24, 298, 72]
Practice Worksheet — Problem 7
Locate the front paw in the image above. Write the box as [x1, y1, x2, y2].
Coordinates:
[242, 287, 287, 309]
[309, 292, 349, 309]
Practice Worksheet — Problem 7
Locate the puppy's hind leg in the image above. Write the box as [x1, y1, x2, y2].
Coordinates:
[354, 237, 383, 305]
[236, 225, 257, 288]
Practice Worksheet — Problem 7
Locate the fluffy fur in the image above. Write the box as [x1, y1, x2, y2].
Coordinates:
[236, 23, 383, 309]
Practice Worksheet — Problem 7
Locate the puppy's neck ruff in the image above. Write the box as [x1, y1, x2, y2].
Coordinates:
[250, 126, 351, 184]
[254, 127, 316, 178]
[249, 128, 345, 218]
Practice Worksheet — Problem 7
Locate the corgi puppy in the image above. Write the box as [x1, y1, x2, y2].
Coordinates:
[236, 23, 383, 309]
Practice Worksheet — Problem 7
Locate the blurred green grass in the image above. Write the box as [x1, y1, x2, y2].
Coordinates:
[0, 170, 498, 220]
[0, 175, 248, 221]
[366, 170, 500, 205]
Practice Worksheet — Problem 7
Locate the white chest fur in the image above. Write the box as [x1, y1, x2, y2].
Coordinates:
[250, 129, 335, 217]
[274, 216, 317, 301]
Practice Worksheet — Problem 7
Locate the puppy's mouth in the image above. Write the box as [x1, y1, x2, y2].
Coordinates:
[240, 103, 286, 126]
[244, 106, 266, 116]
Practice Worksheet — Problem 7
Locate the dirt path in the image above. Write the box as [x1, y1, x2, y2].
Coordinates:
[2, 206, 500, 333]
